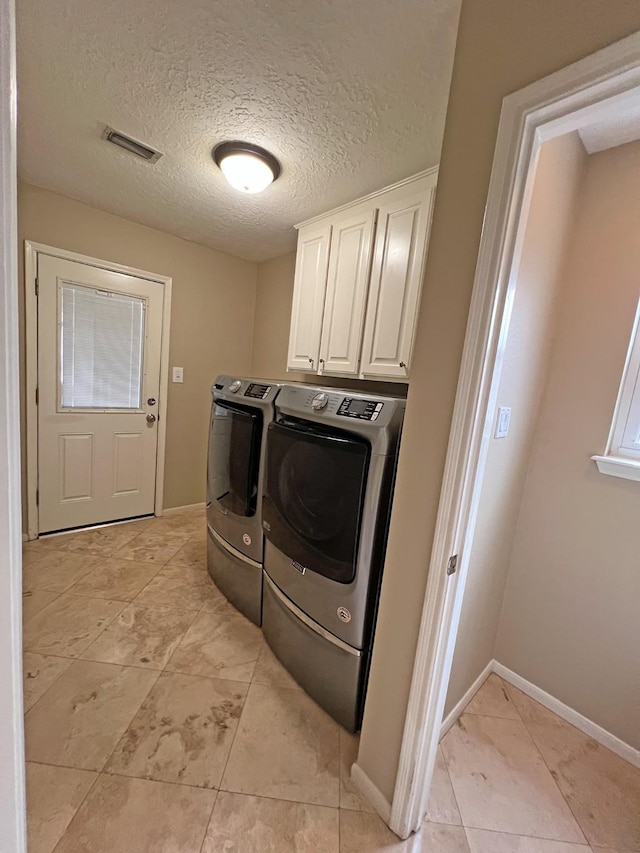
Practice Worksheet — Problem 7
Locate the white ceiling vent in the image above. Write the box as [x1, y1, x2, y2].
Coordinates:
[102, 126, 162, 163]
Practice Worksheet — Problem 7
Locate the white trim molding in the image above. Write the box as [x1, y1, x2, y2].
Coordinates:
[591, 292, 640, 479]
[350, 762, 392, 823]
[494, 662, 640, 769]
[438, 660, 640, 769]
[0, 0, 27, 846]
[592, 454, 640, 482]
[24, 241, 173, 538]
[439, 659, 494, 740]
[388, 31, 640, 840]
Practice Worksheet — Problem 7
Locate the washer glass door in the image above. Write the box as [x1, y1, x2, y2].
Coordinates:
[207, 399, 263, 518]
[263, 418, 370, 583]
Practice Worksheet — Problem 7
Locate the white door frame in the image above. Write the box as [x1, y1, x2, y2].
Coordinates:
[388, 30, 640, 839]
[0, 0, 27, 847]
[24, 242, 173, 539]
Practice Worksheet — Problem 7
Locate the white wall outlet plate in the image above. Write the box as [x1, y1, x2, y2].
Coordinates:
[495, 406, 511, 439]
[172, 367, 184, 383]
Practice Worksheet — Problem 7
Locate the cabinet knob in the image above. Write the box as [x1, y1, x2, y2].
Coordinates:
[308, 358, 314, 366]
[319, 358, 325, 365]
[399, 361, 406, 368]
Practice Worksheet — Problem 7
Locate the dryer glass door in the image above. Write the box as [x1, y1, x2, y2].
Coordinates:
[207, 399, 263, 518]
[263, 418, 370, 583]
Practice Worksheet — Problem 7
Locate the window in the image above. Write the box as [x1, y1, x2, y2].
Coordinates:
[592, 296, 640, 482]
[59, 282, 146, 410]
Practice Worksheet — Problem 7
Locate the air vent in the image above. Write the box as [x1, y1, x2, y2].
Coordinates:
[102, 126, 162, 163]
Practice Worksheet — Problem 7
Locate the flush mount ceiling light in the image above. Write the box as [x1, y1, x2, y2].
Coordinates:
[212, 141, 281, 194]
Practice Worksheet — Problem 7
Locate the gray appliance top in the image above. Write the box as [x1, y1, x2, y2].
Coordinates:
[212, 375, 282, 407]
[275, 383, 405, 449]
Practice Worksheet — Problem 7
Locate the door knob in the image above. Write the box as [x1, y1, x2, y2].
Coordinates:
[146, 413, 157, 424]
[147, 397, 156, 406]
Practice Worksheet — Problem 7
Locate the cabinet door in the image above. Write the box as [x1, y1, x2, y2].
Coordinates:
[286, 222, 332, 372]
[360, 180, 436, 379]
[318, 208, 376, 376]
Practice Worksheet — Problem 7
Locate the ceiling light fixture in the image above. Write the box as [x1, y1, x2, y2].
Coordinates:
[212, 141, 281, 194]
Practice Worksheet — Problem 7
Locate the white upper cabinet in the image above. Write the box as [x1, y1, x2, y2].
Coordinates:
[286, 221, 332, 372]
[287, 169, 437, 381]
[360, 176, 436, 378]
[318, 207, 376, 376]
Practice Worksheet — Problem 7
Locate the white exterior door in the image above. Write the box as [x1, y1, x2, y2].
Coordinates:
[286, 222, 332, 373]
[319, 207, 376, 376]
[360, 179, 436, 378]
[37, 254, 164, 533]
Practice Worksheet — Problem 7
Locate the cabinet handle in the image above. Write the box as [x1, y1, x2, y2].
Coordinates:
[308, 358, 314, 367]
[319, 358, 325, 365]
[399, 361, 406, 368]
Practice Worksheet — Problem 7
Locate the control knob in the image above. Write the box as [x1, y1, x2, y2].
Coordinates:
[311, 392, 329, 411]
[229, 380, 242, 393]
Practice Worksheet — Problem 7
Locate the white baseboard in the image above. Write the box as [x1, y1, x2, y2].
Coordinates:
[494, 662, 640, 769]
[439, 658, 494, 739]
[162, 502, 206, 516]
[350, 762, 391, 823]
[440, 658, 639, 768]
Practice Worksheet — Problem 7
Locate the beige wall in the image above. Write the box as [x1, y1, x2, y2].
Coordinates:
[358, 0, 640, 804]
[251, 253, 301, 381]
[495, 140, 640, 749]
[444, 133, 586, 714]
[251, 252, 408, 397]
[18, 183, 257, 521]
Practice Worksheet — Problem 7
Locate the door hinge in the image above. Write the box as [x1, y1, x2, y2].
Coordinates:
[446, 554, 458, 576]
[35, 386, 39, 406]
[35, 277, 39, 296]
[35, 488, 39, 506]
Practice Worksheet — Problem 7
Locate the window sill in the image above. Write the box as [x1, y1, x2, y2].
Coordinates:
[591, 454, 640, 482]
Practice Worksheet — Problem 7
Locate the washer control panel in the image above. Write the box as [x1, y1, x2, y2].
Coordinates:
[336, 397, 384, 421]
[311, 392, 329, 411]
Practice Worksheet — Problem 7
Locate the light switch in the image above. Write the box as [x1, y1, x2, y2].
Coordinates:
[172, 367, 184, 383]
[495, 406, 511, 439]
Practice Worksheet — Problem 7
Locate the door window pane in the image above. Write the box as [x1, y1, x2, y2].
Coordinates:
[59, 282, 145, 409]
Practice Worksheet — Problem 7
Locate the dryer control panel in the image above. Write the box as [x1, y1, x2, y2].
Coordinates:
[244, 383, 272, 399]
[337, 397, 384, 421]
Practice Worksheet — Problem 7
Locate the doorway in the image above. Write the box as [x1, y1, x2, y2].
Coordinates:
[25, 243, 172, 538]
[384, 32, 640, 840]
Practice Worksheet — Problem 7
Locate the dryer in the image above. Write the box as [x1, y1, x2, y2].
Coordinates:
[261, 384, 405, 731]
[206, 376, 282, 625]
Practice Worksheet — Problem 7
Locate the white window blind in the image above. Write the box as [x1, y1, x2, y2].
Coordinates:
[59, 282, 145, 409]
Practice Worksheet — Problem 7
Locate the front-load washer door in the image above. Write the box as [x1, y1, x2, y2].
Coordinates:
[207, 399, 263, 519]
[263, 418, 370, 583]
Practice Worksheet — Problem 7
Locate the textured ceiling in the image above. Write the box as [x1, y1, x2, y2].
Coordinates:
[16, 0, 460, 261]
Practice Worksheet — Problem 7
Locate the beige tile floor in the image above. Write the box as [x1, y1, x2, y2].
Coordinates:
[22, 511, 640, 852]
